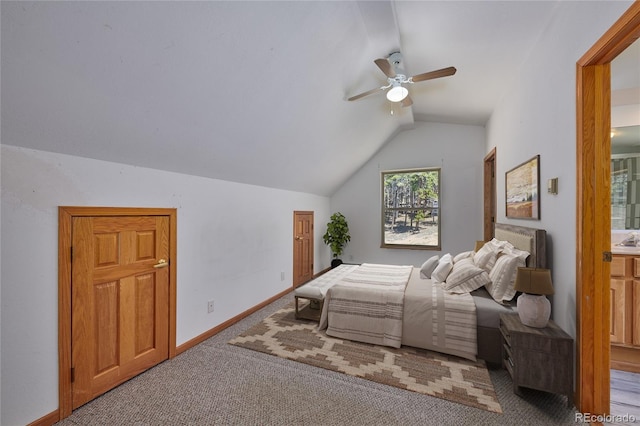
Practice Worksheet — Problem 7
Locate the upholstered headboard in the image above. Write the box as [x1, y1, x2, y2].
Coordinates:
[494, 223, 547, 268]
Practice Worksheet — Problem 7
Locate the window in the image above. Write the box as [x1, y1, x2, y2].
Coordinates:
[611, 166, 627, 229]
[381, 168, 441, 249]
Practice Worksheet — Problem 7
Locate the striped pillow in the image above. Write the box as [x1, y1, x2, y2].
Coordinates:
[502, 243, 530, 267]
[486, 254, 520, 302]
[473, 241, 501, 272]
[443, 257, 491, 293]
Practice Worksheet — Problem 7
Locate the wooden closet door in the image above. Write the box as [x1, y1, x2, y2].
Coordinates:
[71, 215, 169, 408]
[293, 211, 314, 287]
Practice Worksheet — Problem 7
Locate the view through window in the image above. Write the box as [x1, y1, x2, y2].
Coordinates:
[381, 168, 441, 249]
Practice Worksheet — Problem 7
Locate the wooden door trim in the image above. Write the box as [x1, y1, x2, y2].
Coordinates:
[58, 206, 177, 420]
[483, 147, 497, 241]
[292, 211, 314, 288]
[576, 2, 640, 416]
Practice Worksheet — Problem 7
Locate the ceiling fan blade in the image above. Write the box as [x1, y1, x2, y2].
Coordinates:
[401, 95, 413, 107]
[348, 87, 384, 101]
[374, 58, 396, 78]
[410, 66, 457, 83]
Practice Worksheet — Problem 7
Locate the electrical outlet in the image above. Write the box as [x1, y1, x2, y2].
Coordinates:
[207, 300, 214, 313]
[281, 271, 285, 281]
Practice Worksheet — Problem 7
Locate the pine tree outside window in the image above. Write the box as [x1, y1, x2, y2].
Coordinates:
[381, 168, 441, 250]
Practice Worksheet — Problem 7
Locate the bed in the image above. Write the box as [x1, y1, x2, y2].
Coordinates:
[318, 223, 547, 364]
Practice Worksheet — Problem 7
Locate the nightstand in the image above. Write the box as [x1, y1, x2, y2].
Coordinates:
[499, 313, 574, 408]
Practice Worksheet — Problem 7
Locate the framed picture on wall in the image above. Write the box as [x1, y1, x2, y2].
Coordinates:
[505, 155, 540, 220]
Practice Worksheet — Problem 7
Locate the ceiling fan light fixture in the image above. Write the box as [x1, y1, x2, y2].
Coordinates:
[348, 54, 456, 105]
[386, 85, 408, 102]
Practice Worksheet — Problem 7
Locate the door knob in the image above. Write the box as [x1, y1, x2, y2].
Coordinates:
[153, 259, 169, 268]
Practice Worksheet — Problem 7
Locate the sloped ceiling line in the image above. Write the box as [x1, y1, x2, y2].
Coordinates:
[1, 1, 564, 196]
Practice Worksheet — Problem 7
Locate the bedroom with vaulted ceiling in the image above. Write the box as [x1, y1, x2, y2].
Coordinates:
[2, 1, 639, 425]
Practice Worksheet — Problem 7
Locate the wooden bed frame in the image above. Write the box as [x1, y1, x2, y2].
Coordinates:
[494, 222, 547, 268]
[477, 223, 547, 364]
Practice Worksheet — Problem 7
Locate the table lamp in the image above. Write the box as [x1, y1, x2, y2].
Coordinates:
[514, 267, 554, 328]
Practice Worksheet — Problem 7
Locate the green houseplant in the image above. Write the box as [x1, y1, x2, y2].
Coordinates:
[323, 212, 351, 268]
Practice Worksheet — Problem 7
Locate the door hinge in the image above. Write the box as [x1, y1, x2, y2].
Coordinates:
[603, 251, 612, 262]
[71, 367, 75, 383]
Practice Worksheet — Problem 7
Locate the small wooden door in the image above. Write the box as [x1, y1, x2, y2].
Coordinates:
[71, 215, 169, 408]
[293, 211, 313, 287]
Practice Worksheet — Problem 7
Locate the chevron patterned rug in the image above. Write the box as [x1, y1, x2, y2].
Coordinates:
[229, 303, 502, 413]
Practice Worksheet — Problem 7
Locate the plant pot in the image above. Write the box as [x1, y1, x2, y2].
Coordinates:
[331, 258, 343, 268]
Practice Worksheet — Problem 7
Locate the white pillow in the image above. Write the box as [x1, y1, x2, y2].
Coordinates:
[453, 250, 474, 263]
[420, 255, 440, 279]
[486, 254, 520, 302]
[443, 257, 491, 293]
[431, 253, 453, 283]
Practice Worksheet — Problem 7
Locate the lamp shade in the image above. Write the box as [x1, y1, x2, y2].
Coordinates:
[386, 85, 408, 102]
[514, 267, 554, 295]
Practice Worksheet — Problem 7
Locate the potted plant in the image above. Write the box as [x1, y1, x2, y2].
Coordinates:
[323, 212, 351, 268]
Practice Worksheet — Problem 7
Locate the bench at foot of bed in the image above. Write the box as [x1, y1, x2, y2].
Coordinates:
[293, 264, 360, 322]
[294, 293, 324, 321]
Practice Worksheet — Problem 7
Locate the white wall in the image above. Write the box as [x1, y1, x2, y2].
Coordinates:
[486, 0, 633, 336]
[331, 122, 486, 266]
[0, 145, 331, 426]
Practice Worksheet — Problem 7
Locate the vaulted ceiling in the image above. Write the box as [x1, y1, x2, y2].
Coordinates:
[2, 1, 569, 196]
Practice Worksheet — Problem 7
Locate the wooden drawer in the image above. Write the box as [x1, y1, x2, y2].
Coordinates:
[612, 256, 631, 277]
[633, 258, 640, 278]
[512, 351, 572, 395]
[511, 333, 572, 357]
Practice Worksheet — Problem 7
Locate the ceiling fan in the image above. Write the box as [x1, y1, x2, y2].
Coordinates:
[347, 52, 456, 107]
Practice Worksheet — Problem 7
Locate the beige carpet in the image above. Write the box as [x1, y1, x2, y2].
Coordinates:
[229, 303, 502, 413]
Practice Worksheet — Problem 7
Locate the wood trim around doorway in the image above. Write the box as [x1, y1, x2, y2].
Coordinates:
[483, 147, 497, 241]
[57, 206, 178, 420]
[576, 2, 640, 416]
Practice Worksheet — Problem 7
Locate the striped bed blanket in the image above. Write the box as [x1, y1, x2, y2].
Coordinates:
[402, 271, 477, 361]
[318, 263, 413, 348]
[318, 263, 477, 360]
